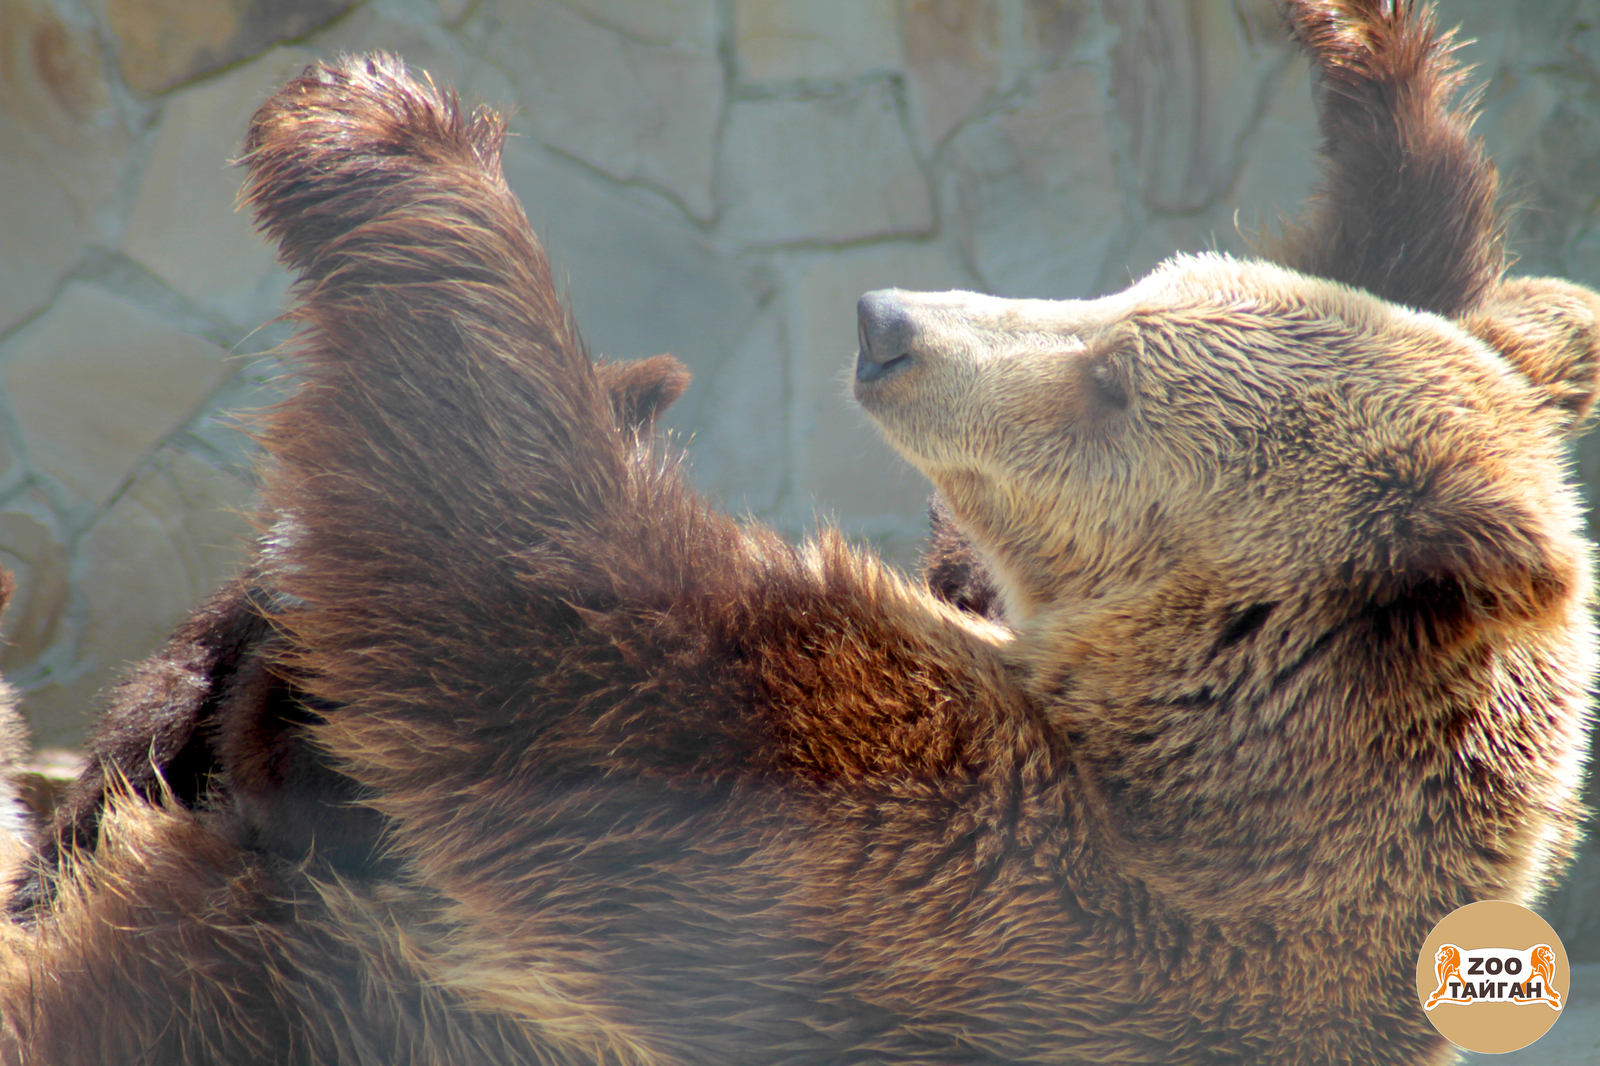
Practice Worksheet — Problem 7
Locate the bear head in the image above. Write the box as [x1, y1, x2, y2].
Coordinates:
[856, 257, 1600, 906]
[860, 263, 1600, 637]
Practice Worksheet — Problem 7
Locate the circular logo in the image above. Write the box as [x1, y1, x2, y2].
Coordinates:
[1415, 900, 1567, 1054]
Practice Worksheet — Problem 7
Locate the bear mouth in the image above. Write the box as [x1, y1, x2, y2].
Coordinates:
[855, 349, 914, 384]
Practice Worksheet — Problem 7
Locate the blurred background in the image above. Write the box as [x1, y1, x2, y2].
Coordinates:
[1, 0, 1598, 958]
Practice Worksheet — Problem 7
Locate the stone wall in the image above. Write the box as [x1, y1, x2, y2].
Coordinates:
[2, 0, 1598, 771]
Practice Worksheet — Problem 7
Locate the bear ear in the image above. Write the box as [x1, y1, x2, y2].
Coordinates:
[1372, 461, 1577, 638]
[1459, 277, 1600, 437]
[594, 354, 692, 436]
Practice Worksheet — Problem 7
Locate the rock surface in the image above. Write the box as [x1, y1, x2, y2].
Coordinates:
[0, 0, 130, 335]
[942, 63, 1123, 297]
[718, 81, 935, 245]
[466, 0, 723, 220]
[1, 284, 234, 511]
[122, 47, 313, 327]
[106, 0, 358, 95]
[735, 0, 900, 82]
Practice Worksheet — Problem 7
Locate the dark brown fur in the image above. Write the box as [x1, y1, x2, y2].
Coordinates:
[1, 3, 1594, 1063]
[920, 493, 1004, 622]
[1264, 0, 1508, 316]
[7, 353, 692, 917]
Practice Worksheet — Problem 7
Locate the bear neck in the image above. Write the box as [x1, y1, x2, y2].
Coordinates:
[1004, 568, 1582, 922]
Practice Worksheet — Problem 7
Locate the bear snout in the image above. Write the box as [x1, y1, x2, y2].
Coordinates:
[856, 289, 919, 384]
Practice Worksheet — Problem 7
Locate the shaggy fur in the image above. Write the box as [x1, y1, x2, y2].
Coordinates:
[7, 353, 691, 916]
[2, 2, 1596, 1064]
[1263, 0, 1508, 316]
[920, 493, 1004, 622]
[0, 574, 29, 877]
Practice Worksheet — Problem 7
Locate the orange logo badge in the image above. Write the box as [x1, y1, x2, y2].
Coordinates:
[1415, 900, 1567, 1054]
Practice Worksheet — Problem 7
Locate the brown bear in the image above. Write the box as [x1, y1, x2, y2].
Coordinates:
[2, 2, 1597, 1064]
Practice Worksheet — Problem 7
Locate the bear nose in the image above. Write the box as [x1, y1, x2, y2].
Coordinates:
[856, 290, 916, 383]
